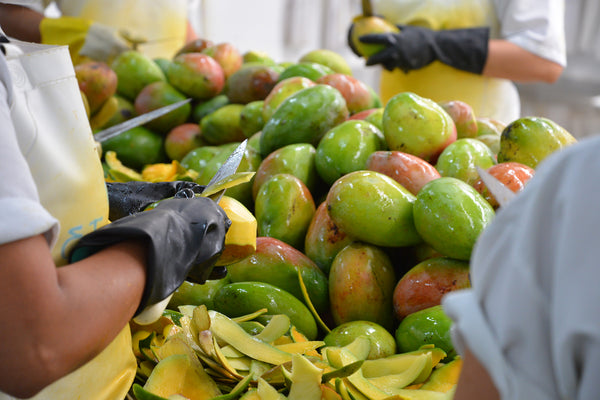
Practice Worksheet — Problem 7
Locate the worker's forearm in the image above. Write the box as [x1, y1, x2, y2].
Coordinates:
[482, 39, 564, 83]
[453, 347, 501, 400]
[0, 4, 44, 42]
[0, 234, 146, 398]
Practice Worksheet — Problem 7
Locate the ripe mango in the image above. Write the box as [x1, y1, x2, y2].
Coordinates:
[226, 236, 329, 314]
[262, 76, 316, 121]
[328, 243, 396, 331]
[316, 73, 381, 115]
[74, 60, 117, 114]
[255, 174, 316, 250]
[111, 50, 166, 101]
[201, 42, 243, 79]
[323, 320, 397, 360]
[200, 104, 247, 145]
[260, 84, 349, 157]
[299, 49, 353, 76]
[498, 116, 576, 169]
[134, 81, 191, 134]
[167, 53, 225, 101]
[435, 138, 497, 185]
[326, 170, 422, 248]
[225, 64, 281, 104]
[350, 15, 400, 58]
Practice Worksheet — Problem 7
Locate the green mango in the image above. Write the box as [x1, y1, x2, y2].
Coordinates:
[326, 170, 422, 248]
[240, 100, 265, 138]
[435, 138, 497, 185]
[102, 94, 135, 128]
[328, 243, 396, 331]
[254, 174, 316, 250]
[299, 49, 353, 76]
[260, 84, 349, 157]
[395, 305, 456, 361]
[201, 104, 247, 145]
[213, 281, 318, 340]
[111, 50, 165, 101]
[167, 53, 225, 100]
[167, 276, 230, 310]
[179, 145, 220, 173]
[498, 116, 576, 169]
[226, 236, 329, 314]
[382, 92, 456, 163]
[304, 202, 356, 275]
[134, 81, 191, 134]
[323, 321, 397, 360]
[315, 120, 385, 185]
[262, 76, 316, 122]
[252, 143, 319, 200]
[277, 62, 335, 82]
[242, 50, 276, 66]
[413, 177, 495, 261]
[191, 94, 229, 123]
[100, 126, 166, 171]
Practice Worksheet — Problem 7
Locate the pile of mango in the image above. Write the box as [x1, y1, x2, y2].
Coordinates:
[75, 37, 577, 400]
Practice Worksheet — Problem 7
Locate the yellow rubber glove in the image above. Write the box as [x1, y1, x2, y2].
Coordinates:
[40, 16, 130, 64]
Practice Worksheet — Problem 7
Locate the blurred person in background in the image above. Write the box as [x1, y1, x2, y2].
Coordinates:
[348, 0, 566, 124]
[0, 0, 200, 63]
[0, 28, 230, 399]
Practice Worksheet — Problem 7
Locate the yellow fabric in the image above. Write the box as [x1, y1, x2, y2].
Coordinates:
[373, 0, 520, 123]
[39, 16, 94, 65]
[57, 0, 188, 59]
[4, 42, 135, 400]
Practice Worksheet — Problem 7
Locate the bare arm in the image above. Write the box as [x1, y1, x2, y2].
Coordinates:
[0, 234, 147, 398]
[0, 4, 44, 42]
[483, 39, 564, 83]
[453, 346, 501, 400]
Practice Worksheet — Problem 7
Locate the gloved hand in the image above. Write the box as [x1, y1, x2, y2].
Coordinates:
[69, 195, 231, 316]
[39, 16, 131, 63]
[354, 25, 489, 74]
[106, 181, 205, 221]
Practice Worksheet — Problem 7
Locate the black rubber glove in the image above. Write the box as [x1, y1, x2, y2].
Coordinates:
[358, 25, 489, 74]
[69, 195, 231, 316]
[106, 181, 205, 221]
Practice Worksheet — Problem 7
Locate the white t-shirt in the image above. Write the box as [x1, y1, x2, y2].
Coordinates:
[0, 52, 58, 247]
[443, 134, 600, 399]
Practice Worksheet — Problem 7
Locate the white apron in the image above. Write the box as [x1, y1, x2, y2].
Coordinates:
[2, 39, 135, 400]
[373, 0, 520, 124]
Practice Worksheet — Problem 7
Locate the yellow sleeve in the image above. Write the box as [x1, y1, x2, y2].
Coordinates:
[39, 16, 94, 65]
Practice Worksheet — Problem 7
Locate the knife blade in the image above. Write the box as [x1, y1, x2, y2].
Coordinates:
[476, 166, 516, 207]
[200, 139, 248, 203]
[94, 98, 192, 143]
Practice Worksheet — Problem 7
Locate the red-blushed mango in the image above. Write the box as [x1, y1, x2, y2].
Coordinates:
[435, 138, 497, 186]
[167, 53, 225, 100]
[366, 151, 441, 196]
[134, 81, 191, 134]
[316, 73, 381, 115]
[164, 123, 205, 162]
[201, 42, 243, 79]
[383, 92, 456, 164]
[413, 177, 495, 261]
[315, 120, 386, 186]
[111, 50, 166, 101]
[326, 170, 422, 248]
[255, 173, 316, 250]
[262, 76, 316, 121]
[174, 38, 214, 57]
[472, 161, 535, 209]
[328, 243, 396, 330]
[304, 201, 356, 275]
[225, 64, 281, 104]
[439, 100, 478, 139]
[252, 143, 319, 200]
[392, 257, 470, 320]
[226, 236, 329, 314]
[75, 60, 117, 114]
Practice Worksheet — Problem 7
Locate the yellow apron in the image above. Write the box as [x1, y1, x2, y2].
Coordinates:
[373, 0, 520, 124]
[3, 40, 135, 400]
[54, 0, 188, 59]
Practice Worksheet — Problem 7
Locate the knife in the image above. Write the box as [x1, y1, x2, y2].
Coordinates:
[476, 166, 516, 208]
[362, 0, 374, 17]
[93, 98, 192, 143]
[133, 140, 252, 325]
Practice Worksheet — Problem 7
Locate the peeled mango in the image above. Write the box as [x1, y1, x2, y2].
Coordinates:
[498, 116, 576, 169]
[326, 170, 422, 248]
[413, 177, 495, 261]
[328, 243, 396, 331]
